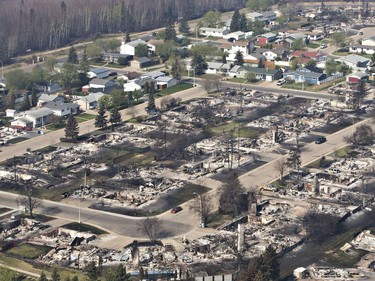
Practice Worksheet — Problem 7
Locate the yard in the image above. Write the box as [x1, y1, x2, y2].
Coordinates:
[61, 222, 108, 235]
[75, 113, 96, 123]
[282, 77, 346, 92]
[209, 121, 261, 139]
[156, 83, 193, 97]
[6, 243, 52, 259]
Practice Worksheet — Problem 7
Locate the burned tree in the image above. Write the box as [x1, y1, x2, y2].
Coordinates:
[274, 158, 287, 183]
[344, 124, 373, 146]
[138, 217, 163, 241]
[189, 193, 212, 226]
[16, 183, 41, 218]
[302, 210, 339, 242]
[218, 170, 245, 217]
[350, 80, 368, 113]
[286, 147, 301, 171]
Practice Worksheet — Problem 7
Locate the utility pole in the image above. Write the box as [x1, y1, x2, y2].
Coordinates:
[237, 126, 241, 167]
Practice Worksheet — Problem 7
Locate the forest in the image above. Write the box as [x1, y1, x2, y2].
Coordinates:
[0, 0, 246, 61]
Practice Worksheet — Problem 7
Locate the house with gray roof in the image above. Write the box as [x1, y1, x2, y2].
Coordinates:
[87, 68, 110, 79]
[229, 66, 282, 81]
[88, 78, 116, 92]
[156, 76, 178, 89]
[37, 94, 64, 107]
[45, 102, 80, 118]
[75, 92, 105, 110]
[12, 108, 54, 128]
[339, 54, 370, 69]
[284, 66, 326, 85]
[120, 39, 148, 56]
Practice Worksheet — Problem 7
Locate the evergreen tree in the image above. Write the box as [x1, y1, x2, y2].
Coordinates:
[191, 54, 208, 75]
[67, 46, 78, 64]
[105, 264, 130, 281]
[31, 85, 38, 106]
[65, 114, 79, 140]
[144, 82, 150, 95]
[109, 107, 122, 131]
[125, 32, 131, 43]
[39, 272, 48, 281]
[222, 54, 227, 64]
[179, 17, 190, 35]
[84, 261, 99, 281]
[71, 276, 79, 281]
[52, 268, 61, 281]
[79, 47, 89, 73]
[8, 88, 16, 109]
[261, 246, 280, 281]
[95, 104, 107, 129]
[147, 85, 156, 111]
[165, 19, 177, 41]
[218, 170, 245, 217]
[239, 13, 248, 32]
[230, 9, 241, 32]
[171, 56, 184, 81]
[235, 51, 244, 66]
[21, 95, 31, 111]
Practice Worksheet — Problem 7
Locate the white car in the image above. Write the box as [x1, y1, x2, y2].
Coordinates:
[276, 79, 286, 86]
[320, 44, 327, 49]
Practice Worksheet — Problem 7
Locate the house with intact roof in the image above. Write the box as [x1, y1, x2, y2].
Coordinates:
[284, 66, 326, 85]
[87, 68, 110, 79]
[75, 92, 105, 110]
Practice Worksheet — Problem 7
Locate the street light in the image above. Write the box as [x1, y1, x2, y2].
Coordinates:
[193, 192, 204, 228]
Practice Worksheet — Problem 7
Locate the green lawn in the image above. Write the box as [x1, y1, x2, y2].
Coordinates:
[7, 137, 28, 144]
[307, 42, 320, 48]
[156, 83, 193, 97]
[209, 121, 260, 139]
[7, 243, 52, 259]
[75, 113, 96, 123]
[228, 77, 247, 83]
[17, 213, 55, 222]
[331, 146, 353, 158]
[46, 123, 66, 131]
[61, 222, 108, 235]
[0, 207, 11, 216]
[282, 77, 346, 92]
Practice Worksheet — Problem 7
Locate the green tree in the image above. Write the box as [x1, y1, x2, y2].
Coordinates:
[372, 52, 375, 64]
[67, 46, 79, 64]
[144, 82, 150, 95]
[291, 38, 305, 51]
[44, 56, 58, 72]
[179, 17, 190, 35]
[165, 20, 177, 41]
[30, 65, 45, 85]
[117, 57, 128, 66]
[125, 32, 131, 43]
[135, 44, 148, 57]
[247, 0, 274, 11]
[71, 276, 79, 281]
[222, 53, 227, 64]
[305, 59, 317, 68]
[4, 69, 30, 90]
[99, 95, 113, 110]
[200, 11, 223, 28]
[230, 9, 241, 32]
[147, 85, 156, 111]
[85, 261, 99, 281]
[105, 264, 130, 281]
[133, 89, 142, 101]
[31, 85, 38, 106]
[7, 88, 16, 109]
[156, 40, 178, 61]
[65, 114, 79, 140]
[79, 47, 90, 73]
[245, 72, 257, 82]
[95, 104, 107, 129]
[86, 44, 102, 61]
[21, 95, 31, 111]
[59, 63, 80, 93]
[109, 107, 122, 131]
[191, 54, 208, 75]
[52, 268, 61, 281]
[239, 13, 248, 32]
[325, 58, 338, 75]
[235, 51, 244, 66]
[39, 271, 48, 281]
[170, 56, 185, 81]
[331, 32, 350, 47]
[290, 58, 299, 70]
[190, 44, 220, 57]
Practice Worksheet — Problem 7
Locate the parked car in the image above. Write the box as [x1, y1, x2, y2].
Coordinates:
[359, 31, 363, 35]
[320, 44, 327, 49]
[171, 206, 183, 214]
[276, 79, 286, 86]
[315, 136, 327, 144]
[108, 71, 117, 76]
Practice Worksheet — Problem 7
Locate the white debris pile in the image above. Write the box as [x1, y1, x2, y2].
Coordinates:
[307, 267, 365, 280]
[350, 230, 375, 252]
[0, 218, 48, 241]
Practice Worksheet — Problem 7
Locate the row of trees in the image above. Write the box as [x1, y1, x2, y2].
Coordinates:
[95, 105, 122, 131]
[0, 0, 246, 60]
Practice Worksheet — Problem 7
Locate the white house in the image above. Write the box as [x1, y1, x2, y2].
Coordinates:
[349, 45, 375, 55]
[206, 62, 225, 74]
[89, 78, 115, 91]
[223, 31, 247, 41]
[155, 76, 178, 89]
[339, 54, 370, 69]
[12, 108, 54, 128]
[87, 68, 110, 79]
[123, 82, 142, 92]
[231, 41, 251, 56]
[262, 11, 276, 22]
[120, 39, 148, 56]
[6, 109, 18, 118]
[199, 27, 230, 38]
[75, 92, 105, 110]
[361, 36, 375, 47]
[44, 102, 80, 118]
[246, 12, 263, 22]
